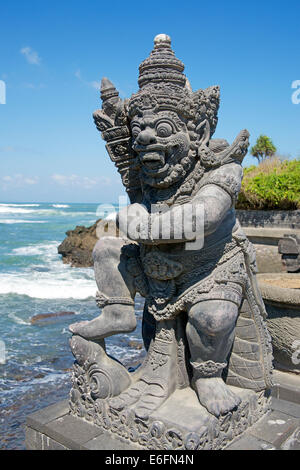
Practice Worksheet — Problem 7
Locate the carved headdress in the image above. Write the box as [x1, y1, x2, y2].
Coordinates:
[128, 34, 194, 120]
[93, 34, 249, 202]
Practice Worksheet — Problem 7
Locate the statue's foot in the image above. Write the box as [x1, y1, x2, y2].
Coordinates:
[109, 381, 146, 411]
[194, 377, 241, 417]
[69, 305, 136, 340]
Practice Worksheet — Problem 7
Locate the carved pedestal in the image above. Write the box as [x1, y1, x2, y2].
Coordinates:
[70, 384, 270, 450]
[69, 314, 271, 450]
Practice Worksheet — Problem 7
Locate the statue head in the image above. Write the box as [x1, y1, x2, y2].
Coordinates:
[94, 34, 232, 201]
[127, 34, 220, 189]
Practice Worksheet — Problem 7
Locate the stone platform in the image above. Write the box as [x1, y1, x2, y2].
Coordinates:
[25, 371, 300, 450]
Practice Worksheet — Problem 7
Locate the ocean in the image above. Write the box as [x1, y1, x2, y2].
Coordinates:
[0, 202, 145, 450]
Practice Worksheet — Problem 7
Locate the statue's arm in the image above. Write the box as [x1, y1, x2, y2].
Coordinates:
[118, 163, 242, 244]
[135, 186, 231, 245]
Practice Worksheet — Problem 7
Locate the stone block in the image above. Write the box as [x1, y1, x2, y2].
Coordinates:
[42, 414, 103, 450]
[225, 434, 275, 450]
[248, 409, 300, 448]
[26, 399, 69, 434]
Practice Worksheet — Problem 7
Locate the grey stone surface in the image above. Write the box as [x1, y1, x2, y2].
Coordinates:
[257, 274, 300, 373]
[272, 370, 300, 404]
[64, 34, 273, 450]
[271, 398, 300, 419]
[26, 394, 300, 450]
[26, 399, 69, 434]
[236, 210, 300, 230]
[225, 434, 276, 450]
[251, 243, 283, 274]
[278, 234, 300, 273]
[26, 427, 69, 450]
[25, 427, 43, 450]
[281, 426, 300, 450]
[43, 414, 103, 449]
[248, 409, 299, 448]
[84, 434, 141, 450]
[241, 227, 300, 274]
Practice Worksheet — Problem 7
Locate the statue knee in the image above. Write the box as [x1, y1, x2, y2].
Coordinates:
[188, 300, 239, 337]
[93, 237, 125, 264]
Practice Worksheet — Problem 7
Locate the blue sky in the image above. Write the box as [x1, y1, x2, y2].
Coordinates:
[0, 0, 299, 203]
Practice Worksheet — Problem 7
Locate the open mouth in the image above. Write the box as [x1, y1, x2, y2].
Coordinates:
[140, 152, 169, 177]
[142, 162, 170, 177]
[140, 152, 164, 170]
[134, 144, 177, 178]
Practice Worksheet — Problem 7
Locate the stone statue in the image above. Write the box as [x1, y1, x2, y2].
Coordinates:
[69, 35, 273, 450]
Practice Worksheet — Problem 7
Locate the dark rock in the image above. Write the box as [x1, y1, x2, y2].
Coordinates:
[58, 218, 119, 267]
[30, 311, 76, 325]
[128, 340, 143, 350]
[34, 373, 46, 379]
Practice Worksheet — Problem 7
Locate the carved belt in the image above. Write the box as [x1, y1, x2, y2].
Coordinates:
[142, 234, 236, 282]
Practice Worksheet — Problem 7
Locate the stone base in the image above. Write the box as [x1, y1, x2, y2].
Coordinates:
[26, 385, 274, 450]
[26, 372, 300, 450]
[25, 395, 300, 450]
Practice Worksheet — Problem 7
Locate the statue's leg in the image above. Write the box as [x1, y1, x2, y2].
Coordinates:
[69, 237, 136, 340]
[186, 299, 241, 417]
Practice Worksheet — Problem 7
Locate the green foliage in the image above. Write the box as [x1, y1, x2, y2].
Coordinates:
[237, 158, 300, 210]
[250, 135, 277, 163]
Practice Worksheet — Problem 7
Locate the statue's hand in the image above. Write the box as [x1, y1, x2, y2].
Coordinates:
[117, 203, 149, 241]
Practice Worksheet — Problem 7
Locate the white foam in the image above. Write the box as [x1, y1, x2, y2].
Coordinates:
[11, 241, 59, 257]
[8, 313, 31, 325]
[0, 241, 96, 298]
[0, 207, 37, 214]
[0, 215, 98, 299]
[52, 204, 70, 208]
[0, 203, 40, 207]
[0, 270, 96, 299]
[0, 206, 95, 217]
[0, 219, 46, 224]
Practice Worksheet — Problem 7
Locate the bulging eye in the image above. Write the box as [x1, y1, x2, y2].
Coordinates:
[156, 122, 173, 138]
[131, 126, 141, 139]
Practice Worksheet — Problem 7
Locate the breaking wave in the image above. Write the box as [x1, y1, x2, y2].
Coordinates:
[1, 241, 96, 299]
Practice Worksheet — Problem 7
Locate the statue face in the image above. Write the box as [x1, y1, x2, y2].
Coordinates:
[131, 110, 192, 188]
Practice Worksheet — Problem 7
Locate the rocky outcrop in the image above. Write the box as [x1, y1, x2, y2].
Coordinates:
[31, 311, 76, 324]
[58, 219, 119, 267]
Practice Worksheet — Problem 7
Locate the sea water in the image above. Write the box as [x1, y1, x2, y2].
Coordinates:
[0, 202, 145, 449]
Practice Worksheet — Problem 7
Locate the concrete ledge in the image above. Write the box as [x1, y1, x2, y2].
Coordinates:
[26, 396, 300, 451]
[244, 227, 300, 245]
[26, 400, 69, 435]
[26, 403, 141, 450]
[236, 210, 300, 230]
[226, 406, 300, 450]
[26, 371, 300, 450]
[271, 370, 300, 405]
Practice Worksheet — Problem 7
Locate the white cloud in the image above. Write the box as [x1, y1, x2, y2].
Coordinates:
[51, 174, 110, 189]
[90, 80, 101, 90]
[1, 174, 39, 190]
[20, 46, 41, 65]
[75, 69, 100, 90]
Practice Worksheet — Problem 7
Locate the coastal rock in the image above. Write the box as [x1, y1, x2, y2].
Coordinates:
[58, 219, 119, 267]
[30, 311, 76, 325]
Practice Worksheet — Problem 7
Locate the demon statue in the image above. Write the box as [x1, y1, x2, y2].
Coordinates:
[69, 35, 273, 450]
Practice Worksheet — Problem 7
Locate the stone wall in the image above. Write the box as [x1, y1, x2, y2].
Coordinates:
[237, 210, 300, 273]
[236, 210, 300, 229]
